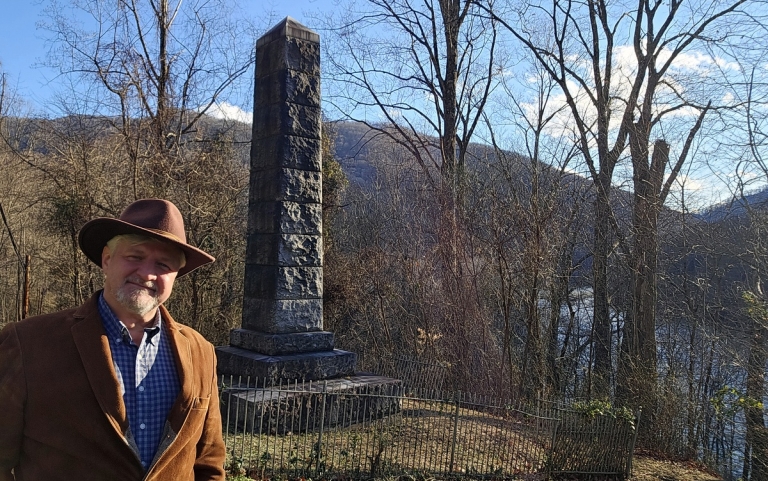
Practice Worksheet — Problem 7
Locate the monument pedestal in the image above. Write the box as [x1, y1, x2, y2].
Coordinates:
[218, 326, 357, 383]
[229, 328, 334, 355]
[216, 345, 357, 383]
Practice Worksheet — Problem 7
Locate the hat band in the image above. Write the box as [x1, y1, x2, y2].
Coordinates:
[145, 228, 186, 245]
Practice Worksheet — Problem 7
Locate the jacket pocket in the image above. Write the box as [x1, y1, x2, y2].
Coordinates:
[192, 396, 210, 409]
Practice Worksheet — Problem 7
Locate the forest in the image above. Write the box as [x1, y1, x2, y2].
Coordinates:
[1, 0, 768, 479]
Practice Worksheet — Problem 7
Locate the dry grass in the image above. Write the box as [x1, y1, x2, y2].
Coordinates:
[630, 456, 721, 481]
[224, 396, 720, 481]
[224, 398, 555, 477]
[226, 455, 722, 480]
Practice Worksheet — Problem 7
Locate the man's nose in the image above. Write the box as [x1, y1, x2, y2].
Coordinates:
[135, 260, 159, 279]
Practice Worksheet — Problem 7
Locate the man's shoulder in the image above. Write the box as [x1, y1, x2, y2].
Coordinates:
[173, 323, 214, 348]
[8, 307, 79, 332]
[163, 310, 215, 351]
[165, 318, 218, 373]
[0, 307, 81, 353]
[2, 294, 100, 339]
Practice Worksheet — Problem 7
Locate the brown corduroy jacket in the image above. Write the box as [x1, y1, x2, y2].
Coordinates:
[0, 292, 225, 480]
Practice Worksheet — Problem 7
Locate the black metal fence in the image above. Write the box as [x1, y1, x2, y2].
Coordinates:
[219, 375, 639, 479]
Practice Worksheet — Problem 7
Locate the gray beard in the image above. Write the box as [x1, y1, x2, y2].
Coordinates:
[115, 283, 160, 318]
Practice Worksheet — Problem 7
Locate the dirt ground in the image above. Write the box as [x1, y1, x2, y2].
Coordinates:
[630, 456, 721, 481]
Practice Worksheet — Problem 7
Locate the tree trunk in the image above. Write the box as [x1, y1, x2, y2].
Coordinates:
[522, 265, 544, 401]
[155, 0, 171, 152]
[439, 0, 459, 189]
[592, 172, 613, 399]
[619, 138, 667, 417]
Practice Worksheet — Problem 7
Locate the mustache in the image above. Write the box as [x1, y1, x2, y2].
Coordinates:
[124, 277, 157, 292]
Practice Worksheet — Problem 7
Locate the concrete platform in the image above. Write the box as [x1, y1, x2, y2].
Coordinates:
[221, 374, 403, 434]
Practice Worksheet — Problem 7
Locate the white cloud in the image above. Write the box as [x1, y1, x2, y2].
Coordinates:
[727, 170, 761, 183]
[202, 102, 252, 123]
[615, 44, 739, 75]
[519, 43, 742, 142]
[674, 174, 705, 192]
[384, 108, 403, 121]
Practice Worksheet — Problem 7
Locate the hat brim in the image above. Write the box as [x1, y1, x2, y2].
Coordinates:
[78, 218, 215, 277]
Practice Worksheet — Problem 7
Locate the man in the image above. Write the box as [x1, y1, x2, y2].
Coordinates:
[0, 199, 226, 480]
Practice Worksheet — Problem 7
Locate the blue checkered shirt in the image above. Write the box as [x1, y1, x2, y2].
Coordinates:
[98, 293, 180, 471]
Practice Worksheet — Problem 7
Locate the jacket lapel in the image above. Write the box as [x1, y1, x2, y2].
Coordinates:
[144, 306, 194, 475]
[162, 305, 194, 433]
[70, 293, 129, 437]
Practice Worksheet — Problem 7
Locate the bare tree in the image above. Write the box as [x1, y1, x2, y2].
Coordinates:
[318, 0, 503, 390]
[42, 0, 256, 195]
[482, 0, 757, 406]
[480, 57, 589, 400]
[320, 0, 498, 196]
[720, 61, 768, 478]
[0, 1, 261, 338]
[0, 68, 47, 323]
[739, 289, 768, 480]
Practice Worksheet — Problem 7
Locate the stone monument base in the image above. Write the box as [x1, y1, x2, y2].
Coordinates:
[221, 374, 403, 434]
[229, 328, 335, 355]
[216, 345, 357, 384]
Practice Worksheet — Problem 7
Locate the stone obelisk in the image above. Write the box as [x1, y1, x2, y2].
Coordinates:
[216, 18, 356, 383]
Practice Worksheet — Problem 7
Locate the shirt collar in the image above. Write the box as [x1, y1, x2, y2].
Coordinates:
[98, 292, 162, 346]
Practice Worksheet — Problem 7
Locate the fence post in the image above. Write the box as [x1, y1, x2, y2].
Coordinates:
[239, 377, 251, 465]
[449, 391, 461, 473]
[221, 375, 231, 450]
[626, 409, 642, 479]
[22, 255, 30, 319]
[315, 381, 328, 476]
[546, 412, 560, 478]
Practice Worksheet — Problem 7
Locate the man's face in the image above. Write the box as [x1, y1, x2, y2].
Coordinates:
[101, 238, 183, 319]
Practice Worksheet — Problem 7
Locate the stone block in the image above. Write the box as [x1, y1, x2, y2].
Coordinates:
[279, 234, 322, 266]
[248, 201, 321, 235]
[245, 234, 322, 267]
[249, 168, 322, 204]
[242, 298, 323, 333]
[255, 69, 320, 109]
[253, 103, 321, 140]
[256, 25, 320, 76]
[216, 346, 356, 382]
[251, 134, 322, 172]
[244, 265, 322, 299]
[280, 266, 322, 298]
[229, 329, 334, 355]
[244, 238, 270, 266]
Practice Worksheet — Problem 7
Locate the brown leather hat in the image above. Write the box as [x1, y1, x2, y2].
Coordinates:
[78, 199, 215, 277]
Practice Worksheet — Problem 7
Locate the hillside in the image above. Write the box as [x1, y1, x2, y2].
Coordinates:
[695, 185, 768, 222]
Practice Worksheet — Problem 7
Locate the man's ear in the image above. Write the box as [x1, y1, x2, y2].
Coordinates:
[101, 245, 112, 269]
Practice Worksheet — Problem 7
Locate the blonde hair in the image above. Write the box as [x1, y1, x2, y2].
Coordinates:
[106, 234, 187, 269]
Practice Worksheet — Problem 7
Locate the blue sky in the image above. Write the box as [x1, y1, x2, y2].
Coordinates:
[0, 0, 335, 114]
[0, 0, 760, 205]
[0, 2, 49, 107]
